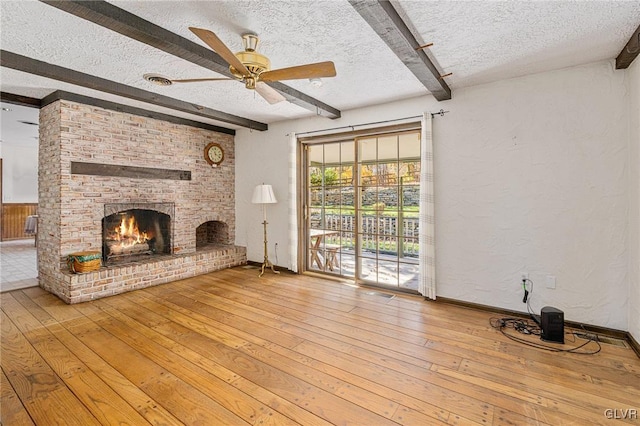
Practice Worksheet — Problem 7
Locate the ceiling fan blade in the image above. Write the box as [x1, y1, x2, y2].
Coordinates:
[255, 82, 286, 104]
[260, 61, 336, 82]
[170, 77, 235, 83]
[189, 27, 251, 76]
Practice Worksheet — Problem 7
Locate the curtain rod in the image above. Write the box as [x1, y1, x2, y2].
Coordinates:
[292, 109, 449, 137]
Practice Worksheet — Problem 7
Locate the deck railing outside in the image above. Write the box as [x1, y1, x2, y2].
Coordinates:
[311, 214, 419, 258]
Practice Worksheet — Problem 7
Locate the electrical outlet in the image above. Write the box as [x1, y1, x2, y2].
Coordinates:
[520, 272, 529, 281]
[546, 275, 556, 289]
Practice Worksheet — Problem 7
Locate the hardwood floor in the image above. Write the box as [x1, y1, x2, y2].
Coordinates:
[2, 266, 639, 425]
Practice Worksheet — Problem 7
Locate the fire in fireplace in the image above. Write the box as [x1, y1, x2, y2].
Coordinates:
[102, 205, 172, 264]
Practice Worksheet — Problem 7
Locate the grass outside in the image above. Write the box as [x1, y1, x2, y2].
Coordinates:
[313, 205, 419, 218]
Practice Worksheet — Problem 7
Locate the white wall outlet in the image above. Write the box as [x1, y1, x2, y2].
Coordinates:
[546, 275, 556, 289]
[520, 272, 529, 280]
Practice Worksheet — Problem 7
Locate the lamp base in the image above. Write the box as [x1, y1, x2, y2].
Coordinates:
[258, 258, 280, 278]
[259, 220, 280, 278]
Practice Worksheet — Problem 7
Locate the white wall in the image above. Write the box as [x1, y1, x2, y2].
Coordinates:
[1, 144, 38, 203]
[236, 59, 630, 330]
[628, 57, 640, 342]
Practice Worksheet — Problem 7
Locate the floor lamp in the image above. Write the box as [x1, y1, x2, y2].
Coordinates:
[251, 184, 280, 277]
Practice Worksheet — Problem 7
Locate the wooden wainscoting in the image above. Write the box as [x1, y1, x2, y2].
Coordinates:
[1, 267, 639, 425]
[1, 203, 37, 241]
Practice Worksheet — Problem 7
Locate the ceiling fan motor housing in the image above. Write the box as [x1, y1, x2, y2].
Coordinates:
[230, 33, 271, 87]
[230, 51, 271, 79]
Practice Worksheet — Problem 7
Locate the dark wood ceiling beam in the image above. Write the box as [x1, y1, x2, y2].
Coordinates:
[0, 50, 266, 131]
[42, 90, 236, 135]
[616, 23, 640, 69]
[269, 82, 341, 118]
[40, 0, 341, 119]
[348, 0, 451, 101]
[0, 92, 41, 108]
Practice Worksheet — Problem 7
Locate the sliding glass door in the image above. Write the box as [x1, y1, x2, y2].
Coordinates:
[306, 141, 356, 279]
[355, 132, 420, 290]
[304, 130, 421, 292]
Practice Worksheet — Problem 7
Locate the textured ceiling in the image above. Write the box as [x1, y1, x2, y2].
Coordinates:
[1, 0, 639, 136]
[0, 101, 39, 151]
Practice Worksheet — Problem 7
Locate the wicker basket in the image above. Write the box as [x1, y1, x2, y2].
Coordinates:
[67, 251, 102, 274]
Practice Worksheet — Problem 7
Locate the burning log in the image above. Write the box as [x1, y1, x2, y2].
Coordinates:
[106, 241, 150, 256]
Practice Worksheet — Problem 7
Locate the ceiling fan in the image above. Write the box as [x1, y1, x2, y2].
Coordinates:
[144, 27, 337, 104]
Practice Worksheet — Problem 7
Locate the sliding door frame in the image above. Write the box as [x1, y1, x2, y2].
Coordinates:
[298, 121, 421, 291]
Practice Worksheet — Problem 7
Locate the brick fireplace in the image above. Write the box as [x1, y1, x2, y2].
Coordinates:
[38, 98, 246, 303]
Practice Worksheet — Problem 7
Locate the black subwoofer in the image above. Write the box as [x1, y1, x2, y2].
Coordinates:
[540, 306, 564, 343]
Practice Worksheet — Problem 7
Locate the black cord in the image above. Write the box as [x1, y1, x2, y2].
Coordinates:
[490, 317, 540, 336]
[522, 278, 535, 316]
[490, 316, 601, 355]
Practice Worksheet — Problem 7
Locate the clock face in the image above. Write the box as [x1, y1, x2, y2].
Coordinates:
[205, 143, 224, 165]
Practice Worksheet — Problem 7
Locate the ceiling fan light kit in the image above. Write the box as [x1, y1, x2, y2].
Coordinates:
[143, 27, 336, 105]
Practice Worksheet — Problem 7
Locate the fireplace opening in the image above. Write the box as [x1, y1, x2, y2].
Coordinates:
[102, 208, 172, 264]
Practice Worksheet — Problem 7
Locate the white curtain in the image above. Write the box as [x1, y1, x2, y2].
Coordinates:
[419, 112, 436, 299]
[288, 132, 299, 272]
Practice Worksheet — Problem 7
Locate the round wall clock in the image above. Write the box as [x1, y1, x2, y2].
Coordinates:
[204, 142, 224, 166]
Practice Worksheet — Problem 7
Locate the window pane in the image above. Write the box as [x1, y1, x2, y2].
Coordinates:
[360, 257, 377, 282]
[378, 236, 397, 254]
[399, 262, 420, 290]
[360, 213, 378, 235]
[373, 162, 397, 187]
[337, 214, 355, 233]
[361, 186, 377, 207]
[379, 187, 399, 210]
[360, 164, 376, 186]
[308, 248, 322, 271]
[309, 166, 323, 188]
[358, 233, 377, 257]
[378, 216, 397, 237]
[309, 144, 324, 164]
[359, 138, 376, 162]
[378, 260, 399, 286]
[324, 166, 341, 189]
[399, 161, 420, 185]
[401, 237, 419, 258]
[339, 165, 354, 187]
[377, 135, 397, 161]
[399, 132, 420, 159]
[340, 231, 355, 250]
[324, 211, 341, 233]
[324, 143, 341, 165]
[310, 207, 324, 228]
[341, 141, 355, 163]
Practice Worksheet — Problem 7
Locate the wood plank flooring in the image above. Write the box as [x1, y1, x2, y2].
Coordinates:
[2, 266, 639, 425]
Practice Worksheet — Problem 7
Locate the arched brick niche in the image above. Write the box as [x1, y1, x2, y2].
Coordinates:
[196, 220, 230, 248]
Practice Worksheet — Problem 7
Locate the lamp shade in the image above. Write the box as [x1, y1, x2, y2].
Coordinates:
[251, 184, 277, 204]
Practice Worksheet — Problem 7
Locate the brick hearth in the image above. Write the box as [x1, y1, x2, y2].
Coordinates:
[38, 99, 246, 303]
